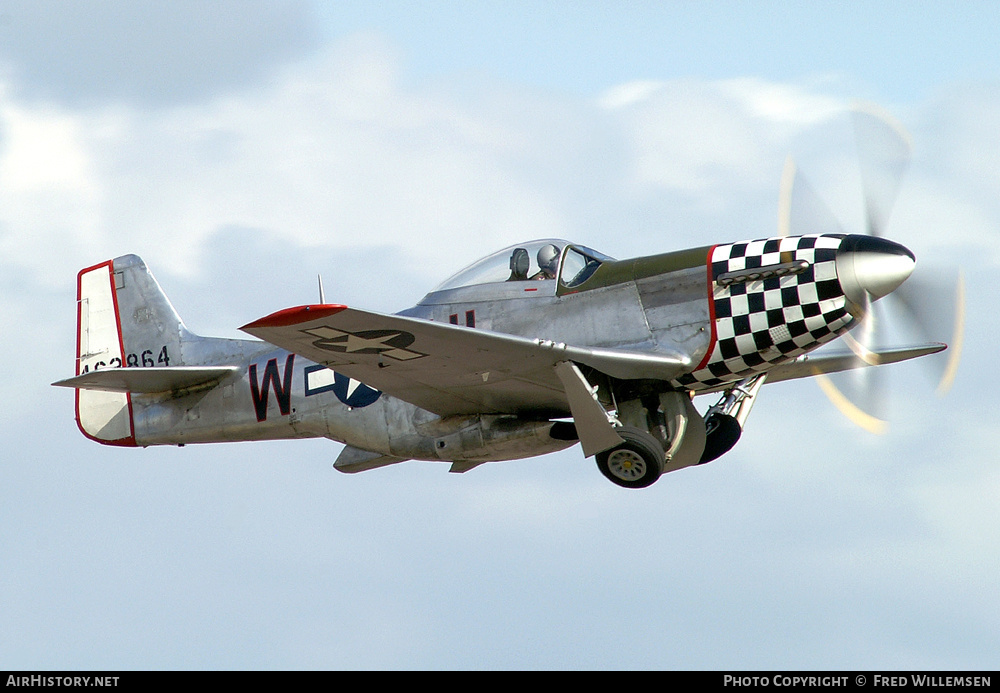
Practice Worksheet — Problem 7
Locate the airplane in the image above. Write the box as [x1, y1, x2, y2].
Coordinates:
[52, 108, 961, 488]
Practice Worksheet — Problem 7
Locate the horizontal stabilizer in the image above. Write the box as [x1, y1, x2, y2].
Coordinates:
[449, 460, 488, 473]
[53, 366, 239, 395]
[763, 343, 946, 385]
[334, 445, 408, 473]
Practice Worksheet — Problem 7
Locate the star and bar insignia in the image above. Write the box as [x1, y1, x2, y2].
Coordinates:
[302, 326, 427, 361]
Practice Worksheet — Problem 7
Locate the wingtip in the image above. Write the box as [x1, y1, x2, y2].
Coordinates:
[241, 304, 348, 330]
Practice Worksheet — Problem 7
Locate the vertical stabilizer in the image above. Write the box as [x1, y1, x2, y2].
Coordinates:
[75, 255, 189, 446]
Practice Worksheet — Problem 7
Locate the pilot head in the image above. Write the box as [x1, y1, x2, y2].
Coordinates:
[537, 244, 560, 278]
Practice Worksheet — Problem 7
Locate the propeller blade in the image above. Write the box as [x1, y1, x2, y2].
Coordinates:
[816, 372, 888, 435]
[781, 157, 847, 237]
[819, 268, 963, 432]
[937, 272, 965, 395]
[891, 268, 966, 394]
[841, 303, 880, 366]
[778, 151, 882, 430]
[819, 304, 888, 434]
[852, 102, 912, 237]
[777, 156, 795, 237]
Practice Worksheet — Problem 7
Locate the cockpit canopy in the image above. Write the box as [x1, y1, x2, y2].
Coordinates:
[432, 239, 615, 292]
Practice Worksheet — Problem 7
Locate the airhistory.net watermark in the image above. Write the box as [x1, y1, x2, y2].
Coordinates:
[6, 677, 119, 687]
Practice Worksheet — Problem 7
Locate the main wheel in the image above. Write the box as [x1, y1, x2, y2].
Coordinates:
[596, 427, 665, 489]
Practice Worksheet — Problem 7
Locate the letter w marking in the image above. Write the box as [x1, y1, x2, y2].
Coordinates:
[249, 354, 295, 422]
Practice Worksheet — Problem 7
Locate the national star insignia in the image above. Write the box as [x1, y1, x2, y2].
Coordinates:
[302, 326, 427, 361]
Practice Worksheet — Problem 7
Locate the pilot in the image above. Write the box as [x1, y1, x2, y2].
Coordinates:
[532, 244, 560, 280]
[508, 247, 530, 281]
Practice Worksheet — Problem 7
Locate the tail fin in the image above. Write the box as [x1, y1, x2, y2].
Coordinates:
[74, 255, 188, 446]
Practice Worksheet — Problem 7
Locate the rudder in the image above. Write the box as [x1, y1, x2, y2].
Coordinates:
[75, 255, 189, 446]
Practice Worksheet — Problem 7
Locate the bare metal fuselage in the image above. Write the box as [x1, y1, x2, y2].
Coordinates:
[121, 244, 715, 466]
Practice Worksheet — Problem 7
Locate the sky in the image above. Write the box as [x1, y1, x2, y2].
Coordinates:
[1, 0, 998, 671]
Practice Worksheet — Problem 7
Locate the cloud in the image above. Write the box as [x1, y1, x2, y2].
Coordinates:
[0, 0, 320, 107]
[599, 78, 844, 189]
[2, 34, 596, 285]
[9, 30, 993, 296]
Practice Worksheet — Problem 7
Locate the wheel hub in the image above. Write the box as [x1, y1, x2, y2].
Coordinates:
[607, 448, 647, 481]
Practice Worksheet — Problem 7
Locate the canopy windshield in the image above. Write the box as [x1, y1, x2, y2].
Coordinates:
[433, 239, 614, 292]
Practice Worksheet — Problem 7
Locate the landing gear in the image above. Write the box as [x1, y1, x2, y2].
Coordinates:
[698, 374, 767, 464]
[595, 427, 665, 489]
[699, 413, 742, 464]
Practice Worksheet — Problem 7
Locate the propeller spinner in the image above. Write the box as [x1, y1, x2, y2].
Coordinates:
[836, 234, 916, 313]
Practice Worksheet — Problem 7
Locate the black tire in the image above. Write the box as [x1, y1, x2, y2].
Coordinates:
[596, 427, 665, 489]
[699, 413, 742, 464]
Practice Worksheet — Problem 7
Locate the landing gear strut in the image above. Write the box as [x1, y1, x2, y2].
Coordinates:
[699, 374, 767, 464]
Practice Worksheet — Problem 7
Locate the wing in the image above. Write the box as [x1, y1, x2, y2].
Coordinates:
[761, 343, 946, 385]
[240, 304, 693, 417]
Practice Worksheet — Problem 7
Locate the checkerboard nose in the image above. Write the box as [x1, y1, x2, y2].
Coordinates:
[836, 234, 915, 306]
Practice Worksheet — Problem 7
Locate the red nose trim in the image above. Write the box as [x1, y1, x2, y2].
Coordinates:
[695, 245, 719, 371]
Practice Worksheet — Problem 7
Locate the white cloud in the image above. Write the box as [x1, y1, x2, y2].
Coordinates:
[0, 102, 90, 191]
[0, 98, 104, 264]
[718, 77, 847, 125]
[2, 35, 583, 284]
[11, 38, 990, 296]
[595, 77, 850, 227]
[597, 79, 663, 109]
[0, 0, 319, 107]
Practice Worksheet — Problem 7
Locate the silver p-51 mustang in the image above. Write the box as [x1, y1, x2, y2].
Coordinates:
[53, 110, 958, 488]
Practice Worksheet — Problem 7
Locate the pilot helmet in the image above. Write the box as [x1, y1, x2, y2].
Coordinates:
[537, 244, 560, 276]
